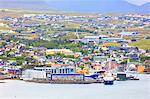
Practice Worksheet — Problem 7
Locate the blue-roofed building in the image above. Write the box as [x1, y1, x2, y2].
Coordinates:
[102, 37, 125, 42]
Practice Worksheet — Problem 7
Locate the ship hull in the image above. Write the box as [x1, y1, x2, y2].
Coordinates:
[104, 80, 114, 85]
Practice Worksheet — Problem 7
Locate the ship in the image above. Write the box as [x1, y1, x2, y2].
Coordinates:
[103, 73, 114, 85]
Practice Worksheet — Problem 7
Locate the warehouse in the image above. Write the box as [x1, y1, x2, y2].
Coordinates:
[21, 70, 46, 80]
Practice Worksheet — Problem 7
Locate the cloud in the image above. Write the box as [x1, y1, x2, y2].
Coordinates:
[125, 0, 150, 5]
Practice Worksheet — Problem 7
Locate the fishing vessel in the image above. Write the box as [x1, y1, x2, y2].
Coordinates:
[103, 73, 114, 85]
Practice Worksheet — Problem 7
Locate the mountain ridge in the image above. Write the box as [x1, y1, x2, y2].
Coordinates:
[0, 0, 149, 13]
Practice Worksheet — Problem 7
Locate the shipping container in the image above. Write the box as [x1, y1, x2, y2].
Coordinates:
[117, 73, 126, 81]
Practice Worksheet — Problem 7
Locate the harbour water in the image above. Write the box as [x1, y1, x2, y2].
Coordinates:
[0, 74, 150, 99]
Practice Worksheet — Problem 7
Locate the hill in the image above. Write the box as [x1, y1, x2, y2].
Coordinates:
[140, 2, 150, 13]
[0, 0, 149, 13]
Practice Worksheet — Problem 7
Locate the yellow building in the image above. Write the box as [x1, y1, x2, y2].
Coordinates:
[76, 65, 89, 74]
[46, 49, 74, 55]
[137, 66, 145, 73]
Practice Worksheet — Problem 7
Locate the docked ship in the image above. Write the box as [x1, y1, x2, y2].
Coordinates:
[103, 73, 114, 85]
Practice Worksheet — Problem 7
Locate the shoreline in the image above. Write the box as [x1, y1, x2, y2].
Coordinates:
[1, 73, 149, 84]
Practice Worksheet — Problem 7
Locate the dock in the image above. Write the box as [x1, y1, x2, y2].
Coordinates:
[26, 78, 103, 84]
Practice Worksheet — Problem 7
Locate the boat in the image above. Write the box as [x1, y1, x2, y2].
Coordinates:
[125, 71, 140, 80]
[85, 73, 99, 80]
[84, 70, 104, 80]
[103, 73, 114, 85]
[126, 75, 134, 80]
[130, 78, 140, 80]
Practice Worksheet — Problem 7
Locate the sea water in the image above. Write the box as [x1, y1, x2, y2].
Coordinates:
[0, 74, 150, 99]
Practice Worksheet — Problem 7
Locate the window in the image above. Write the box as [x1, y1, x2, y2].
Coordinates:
[62, 69, 65, 74]
[54, 69, 56, 74]
[70, 69, 74, 72]
[60, 69, 62, 74]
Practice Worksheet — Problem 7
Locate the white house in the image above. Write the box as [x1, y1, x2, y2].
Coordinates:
[120, 31, 139, 37]
[82, 35, 125, 43]
[82, 35, 108, 43]
[34, 65, 75, 74]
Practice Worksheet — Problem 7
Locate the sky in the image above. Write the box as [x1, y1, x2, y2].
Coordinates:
[43, 0, 150, 5]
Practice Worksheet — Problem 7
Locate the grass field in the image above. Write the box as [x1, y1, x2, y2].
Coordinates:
[129, 39, 150, 50]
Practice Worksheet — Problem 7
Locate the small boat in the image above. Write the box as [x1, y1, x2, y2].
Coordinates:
[130, 78, 140, 80]
[125, 71, 140, 80]
[85, 73, 99, 80]
[103, 73, 114, 85]
[126, 75, 134, 80]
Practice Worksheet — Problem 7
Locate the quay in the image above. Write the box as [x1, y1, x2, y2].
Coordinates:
[26, 78, 103, 84]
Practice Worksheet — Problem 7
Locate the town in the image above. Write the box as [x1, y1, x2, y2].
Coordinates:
[0, 9, 150, 84]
